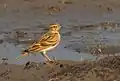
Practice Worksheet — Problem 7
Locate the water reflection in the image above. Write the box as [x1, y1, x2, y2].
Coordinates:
[0, 41, 95, 65]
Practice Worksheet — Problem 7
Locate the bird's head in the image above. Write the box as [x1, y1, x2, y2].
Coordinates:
[49, 23, 61, 32]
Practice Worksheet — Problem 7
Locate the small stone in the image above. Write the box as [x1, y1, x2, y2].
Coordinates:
[59, 64, 64, 68]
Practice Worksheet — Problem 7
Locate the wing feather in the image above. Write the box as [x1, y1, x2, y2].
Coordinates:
[26, 32, 60, 52]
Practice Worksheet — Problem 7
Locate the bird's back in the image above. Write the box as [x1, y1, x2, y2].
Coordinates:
[26, 31, 60, 52]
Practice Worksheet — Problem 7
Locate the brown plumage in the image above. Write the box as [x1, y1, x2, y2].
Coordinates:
[27, 32, 60, 52]
[16, 24, 61, 65]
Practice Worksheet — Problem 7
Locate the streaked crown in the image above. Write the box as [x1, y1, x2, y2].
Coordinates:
[49, 23, 61, 31]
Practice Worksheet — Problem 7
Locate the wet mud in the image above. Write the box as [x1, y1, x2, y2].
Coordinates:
[0, 59, 120, 81]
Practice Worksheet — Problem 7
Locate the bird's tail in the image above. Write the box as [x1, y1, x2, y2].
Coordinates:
[16, 49, 29, 60]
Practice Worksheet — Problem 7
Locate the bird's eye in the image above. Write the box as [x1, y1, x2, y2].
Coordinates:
[54, 26, 57, 28]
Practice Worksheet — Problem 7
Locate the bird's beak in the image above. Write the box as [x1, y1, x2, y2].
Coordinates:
[59, 25, 61, 29]
[16, 52, 28, 60]
[59, 26, 61, 30]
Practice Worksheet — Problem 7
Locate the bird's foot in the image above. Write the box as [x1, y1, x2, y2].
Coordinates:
[49, 60, 54, 63]
[45, 60, 54, 64]
[44, 60, 56, 67]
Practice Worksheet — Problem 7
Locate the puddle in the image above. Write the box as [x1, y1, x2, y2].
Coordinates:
[0, 42, 95, 65]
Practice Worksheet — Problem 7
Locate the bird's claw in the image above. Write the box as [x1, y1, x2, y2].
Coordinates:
[44, 60, 56, 67]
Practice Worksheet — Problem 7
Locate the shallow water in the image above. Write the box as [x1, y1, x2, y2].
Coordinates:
[0, 40, 96, 64]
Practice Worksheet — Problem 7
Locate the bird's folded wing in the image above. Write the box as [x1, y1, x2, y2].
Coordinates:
[39, 33, 58, 46]
[26, 33, 59, 52]
[26, 44, 41, 52]
[26, 33, 49, 50]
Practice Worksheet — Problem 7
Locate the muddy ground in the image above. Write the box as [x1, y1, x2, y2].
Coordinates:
[0, 0, 120, 81]
[1, 57, 120, 81]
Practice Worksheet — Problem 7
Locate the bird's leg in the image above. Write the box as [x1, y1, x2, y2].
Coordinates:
[40, 52, 54, 67]
[44, 54, 52, 62]
[41, 52, 53, 64]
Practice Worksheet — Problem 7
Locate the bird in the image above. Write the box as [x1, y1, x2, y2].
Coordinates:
[16, 24, 61, 65]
